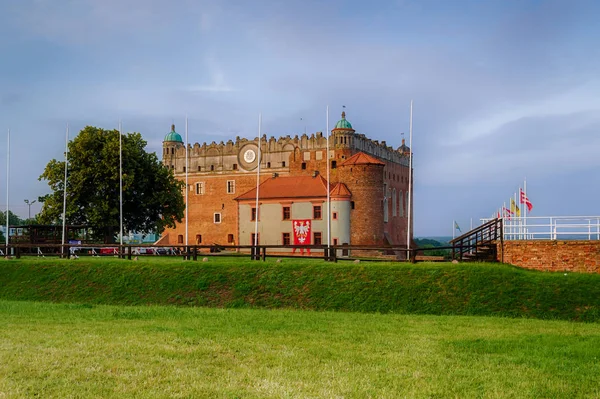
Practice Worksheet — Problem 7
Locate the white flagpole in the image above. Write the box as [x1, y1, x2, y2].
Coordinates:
[452, 220, 455, 240]
[514, 191, 518, 240]
[523, 178, 527, 239]
[185, 115, 189, 248]
[326, 105, 331, 255]
[407, 100, 413, 256]
[5, 128, 10, 249]
[61, 124, 68, 254]
[119, 121, 123, 248]
[254, 113, 262, 248]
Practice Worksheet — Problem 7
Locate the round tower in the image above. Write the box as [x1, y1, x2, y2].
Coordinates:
[162, 124, 184, 169]
[337, 152, 385, 246]
[331, 111, 355, 148]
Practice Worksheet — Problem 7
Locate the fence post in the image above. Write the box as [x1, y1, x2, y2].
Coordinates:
[193, 246, 198, 261]
[261, 246, 266, 261]
[128, 246, 132, 260]
[15, 246, 20, 259]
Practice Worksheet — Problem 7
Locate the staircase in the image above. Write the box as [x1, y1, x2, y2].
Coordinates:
[449, 218, 503, 262]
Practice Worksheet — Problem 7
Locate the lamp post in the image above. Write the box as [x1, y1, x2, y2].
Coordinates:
[24, 199, 36, 221]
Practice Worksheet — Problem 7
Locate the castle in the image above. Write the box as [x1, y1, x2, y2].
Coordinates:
[156, 112, 413, 253]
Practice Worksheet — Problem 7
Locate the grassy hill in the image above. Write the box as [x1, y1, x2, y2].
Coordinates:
[1, 257, 599, 322]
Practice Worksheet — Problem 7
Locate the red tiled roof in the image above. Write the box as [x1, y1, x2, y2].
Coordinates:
[330, 182, 352, 198]
[340, 152, 385, 166]
[235, 175, 330, 200]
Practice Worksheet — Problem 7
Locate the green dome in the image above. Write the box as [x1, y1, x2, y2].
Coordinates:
[164, 124, 183, 142]
[334, 111, 353, 129]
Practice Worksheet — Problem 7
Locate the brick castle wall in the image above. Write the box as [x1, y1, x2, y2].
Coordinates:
[498, 240, 600, 273]
[159, 127, 413, 248]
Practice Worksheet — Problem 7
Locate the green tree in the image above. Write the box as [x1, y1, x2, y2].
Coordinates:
[38, 126, 184, 243]
[0, 210, 23, 226]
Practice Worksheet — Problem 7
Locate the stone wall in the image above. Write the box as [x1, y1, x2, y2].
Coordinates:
[498, 240, 600, 273]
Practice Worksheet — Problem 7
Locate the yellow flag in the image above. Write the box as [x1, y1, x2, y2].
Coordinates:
[511, 198, 520, 217]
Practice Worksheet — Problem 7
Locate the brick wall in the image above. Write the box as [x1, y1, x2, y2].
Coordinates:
[498, 240, 600, 273]
[339, 163, 385, 246]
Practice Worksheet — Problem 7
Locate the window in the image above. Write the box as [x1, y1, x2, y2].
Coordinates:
[196, 234, 202, 244]
[332, 212, 338, 220]
[301, 162, 307, 169]
[333, 238, 338, 246]
[392, 188, 397, 217]
[267, 162, 271, 168]
[383, 197, 389, 223]
[227, 180, 235, 194]
[251, 207, 257, 221]
[282, 233, 291, 246]
[406, 191, 410, 215]
[197, 166, 201, 171]
[210, 165, 214, 171]
[227, 234, 234, 243]
[195, 182, 205, 195]
[233, 164, 238, 170]
[178, 234, 183, 244]
[282, 161, 286, 167]
[331, 160, 337, 169]
[282, 206, 291, 220]
[313, 232, 322, 245]
[351, 201, 355, 210]
[183, 166, 186, 173]
[251, 233, 259, 245]
[171, 148, 174, 155]
[214, 213, 221, 223]
[313, 205, 322, 219]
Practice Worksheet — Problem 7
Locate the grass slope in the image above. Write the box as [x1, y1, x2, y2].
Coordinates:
[1, 258, 600, 321]
[1, 300, 599, 398]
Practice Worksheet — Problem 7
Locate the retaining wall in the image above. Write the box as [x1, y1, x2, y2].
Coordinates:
[498, 240, 600, 273]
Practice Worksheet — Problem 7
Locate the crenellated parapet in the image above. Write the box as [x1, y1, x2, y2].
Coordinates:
[161, 113, 411, 172]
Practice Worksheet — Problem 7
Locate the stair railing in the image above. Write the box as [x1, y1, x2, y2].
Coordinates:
[449, 218, 503, 261]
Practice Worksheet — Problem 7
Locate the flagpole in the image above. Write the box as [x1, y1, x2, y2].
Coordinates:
[524, 178, 527, 239]
[61, 124, 68, 254]
[185, 115, 189, 249]
[254, 113, 262, 249]
[514, 191, 518, 240]
[119, 121, 123, 248]
[5, 128, 10, 250]
[326, 105, 331, 257]
[407, 100, 413, 258]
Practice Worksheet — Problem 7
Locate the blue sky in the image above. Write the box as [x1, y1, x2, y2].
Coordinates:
[0, 0, 598, 236]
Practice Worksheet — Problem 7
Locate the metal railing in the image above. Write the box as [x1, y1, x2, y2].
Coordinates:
[449, 218, 502, 261]
[0, 243, 469, 263]
[481, 216, 600, 240]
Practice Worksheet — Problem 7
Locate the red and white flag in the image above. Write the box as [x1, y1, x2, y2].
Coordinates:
[293, 220, 311, 245]
[520, 189, 533, 212]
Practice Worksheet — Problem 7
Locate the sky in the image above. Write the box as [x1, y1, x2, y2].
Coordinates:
[0, 0, 598, 236]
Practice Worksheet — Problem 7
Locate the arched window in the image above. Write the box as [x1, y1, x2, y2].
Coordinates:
[406, 191, 410, 216]
[383, 197, 389, 223]
[399, 190, 404, 217]
[392, 188, 397, 217]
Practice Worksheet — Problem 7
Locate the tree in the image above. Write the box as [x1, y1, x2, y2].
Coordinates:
[0, 210, 23, 226]
[38, 126, 184, 243]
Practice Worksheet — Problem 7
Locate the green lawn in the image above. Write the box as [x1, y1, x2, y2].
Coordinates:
[2, 258, 600, 321]
[0, 300, 599, 398]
